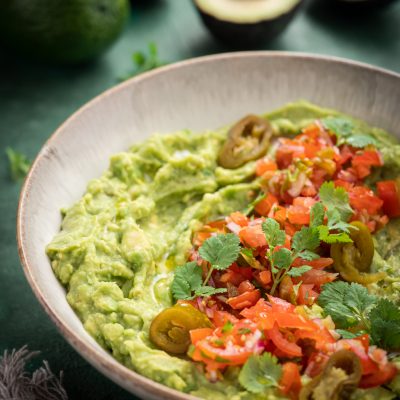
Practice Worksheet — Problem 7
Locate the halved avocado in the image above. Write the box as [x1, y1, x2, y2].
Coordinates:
[193, 0, 304, 46]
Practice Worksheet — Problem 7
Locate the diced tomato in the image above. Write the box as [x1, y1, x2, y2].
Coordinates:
[294, 269, 337, 287]
[295, 327, 335, 348]
[220, 270, 246, 286]
[255, 193, 279, 216]
[190, 328, 214, 344]
[274, 206, 287, 224]
[194, 339, 254, 365]
[287, 205, 310, 225]
[377, 180, 400, 218]
[239, 225, 267, 248]
[193, 231, 212, 246]
[349, 186, 383, 215]
[274, 312, 315, 331]
[276, 140, 305, 169]
[352, 150, 383, 179]
[240, 298, 271, 318]
[360, 363, 397, 388]
[293, 197, 317, 209]
[226, 289, 261, 310]
[268, 295, 296, 312]
[297, 283, 318, 305]
[334, 178, 354, 190]
[292, 257, 333, 270]
[301, 185, 318, 197]
[256, 159, 278, 176]
[213, 311, 238, 327]
[302, 123, 321, 139]
[258, 270, 272, 285]
[268, 323, 302, 358]
[237, 280, 255, 295]
[311, 168, 328, 188]
[280, 362, 302, 400]
[229, 211, 248, 227]
[207, 220, 227, 230]
[338, 145, 355, 166]
[230, 263, 254, 280]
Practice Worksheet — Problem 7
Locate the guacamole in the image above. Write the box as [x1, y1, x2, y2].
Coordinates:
[47, 101, 400, 399]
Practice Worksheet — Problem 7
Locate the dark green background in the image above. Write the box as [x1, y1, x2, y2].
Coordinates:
[1, 1, 399, 399]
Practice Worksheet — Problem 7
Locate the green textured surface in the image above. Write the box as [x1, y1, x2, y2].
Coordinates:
[0, 1, 399, 399]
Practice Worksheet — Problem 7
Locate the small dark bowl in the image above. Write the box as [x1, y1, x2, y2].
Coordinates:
[193, 0, 304, 47]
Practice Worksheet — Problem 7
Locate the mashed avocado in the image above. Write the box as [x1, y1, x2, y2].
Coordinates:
[46, 101, 400, 399]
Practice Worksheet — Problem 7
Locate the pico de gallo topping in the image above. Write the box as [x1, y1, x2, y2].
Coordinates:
[150, 117, 400, 399]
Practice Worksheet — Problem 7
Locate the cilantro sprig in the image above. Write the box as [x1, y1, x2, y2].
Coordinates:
[262, 219, 317, 295]
[6, 147, 30, 182]
[238, 353, 282, 394]
[121, 42, 168, 81]
[318, 281, 400, 350]
[322, 117, 377, 148]
[309, 182, 355, 244]
[171, 233, 240, 300]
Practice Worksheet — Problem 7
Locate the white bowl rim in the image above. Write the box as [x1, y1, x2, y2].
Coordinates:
[16, 51, 400, 400]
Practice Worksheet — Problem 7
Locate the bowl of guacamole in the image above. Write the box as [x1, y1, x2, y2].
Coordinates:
[17, 53, 400, 400]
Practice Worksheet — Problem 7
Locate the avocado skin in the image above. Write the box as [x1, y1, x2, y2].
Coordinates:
[0, 0, 130, 65]
[194, 1, 303, 46]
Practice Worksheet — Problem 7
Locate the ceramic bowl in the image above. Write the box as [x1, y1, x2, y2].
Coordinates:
[17, 52, 400, 400]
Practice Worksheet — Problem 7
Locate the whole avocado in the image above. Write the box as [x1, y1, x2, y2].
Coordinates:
[0, 0, 130, 65]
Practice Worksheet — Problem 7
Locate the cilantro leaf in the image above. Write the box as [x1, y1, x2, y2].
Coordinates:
[335, 329, 367, 339]
[262, 219, 286, 248]
[171, 262, 203, 300]
[286, 265, 312, 277]
[194, 286, 227, 297]
[292, 227, 320, 253]
[326, 209, 353, 233]
[318, 225, 352, 244]
[239, 353, 282, 394]
[318, 281, 376, 329]
[199, 233, 240, 270]
[310, 202, 325, 228]
[6, 147, 30, 181]
[272, 248, 292, 269]
[322, 117, 377, 149]
[322, 117, 354, 137]
[298, 250, 320, 261]
[346, 134, 377, 148]
[319, 182, 353, 222]
[369, 298, 400, 350]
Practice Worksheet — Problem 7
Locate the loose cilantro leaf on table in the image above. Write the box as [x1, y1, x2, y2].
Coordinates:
[239, 353, 282, 394]
[121, 42, 168, 81]
[369, 298, 400, 350]
[318, 281, 375, 329]
[321, 117, 377, 148]
[6, 147, 30, 181]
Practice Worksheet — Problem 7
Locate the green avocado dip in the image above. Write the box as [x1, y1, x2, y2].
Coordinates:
[47, 101, 400, 400]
